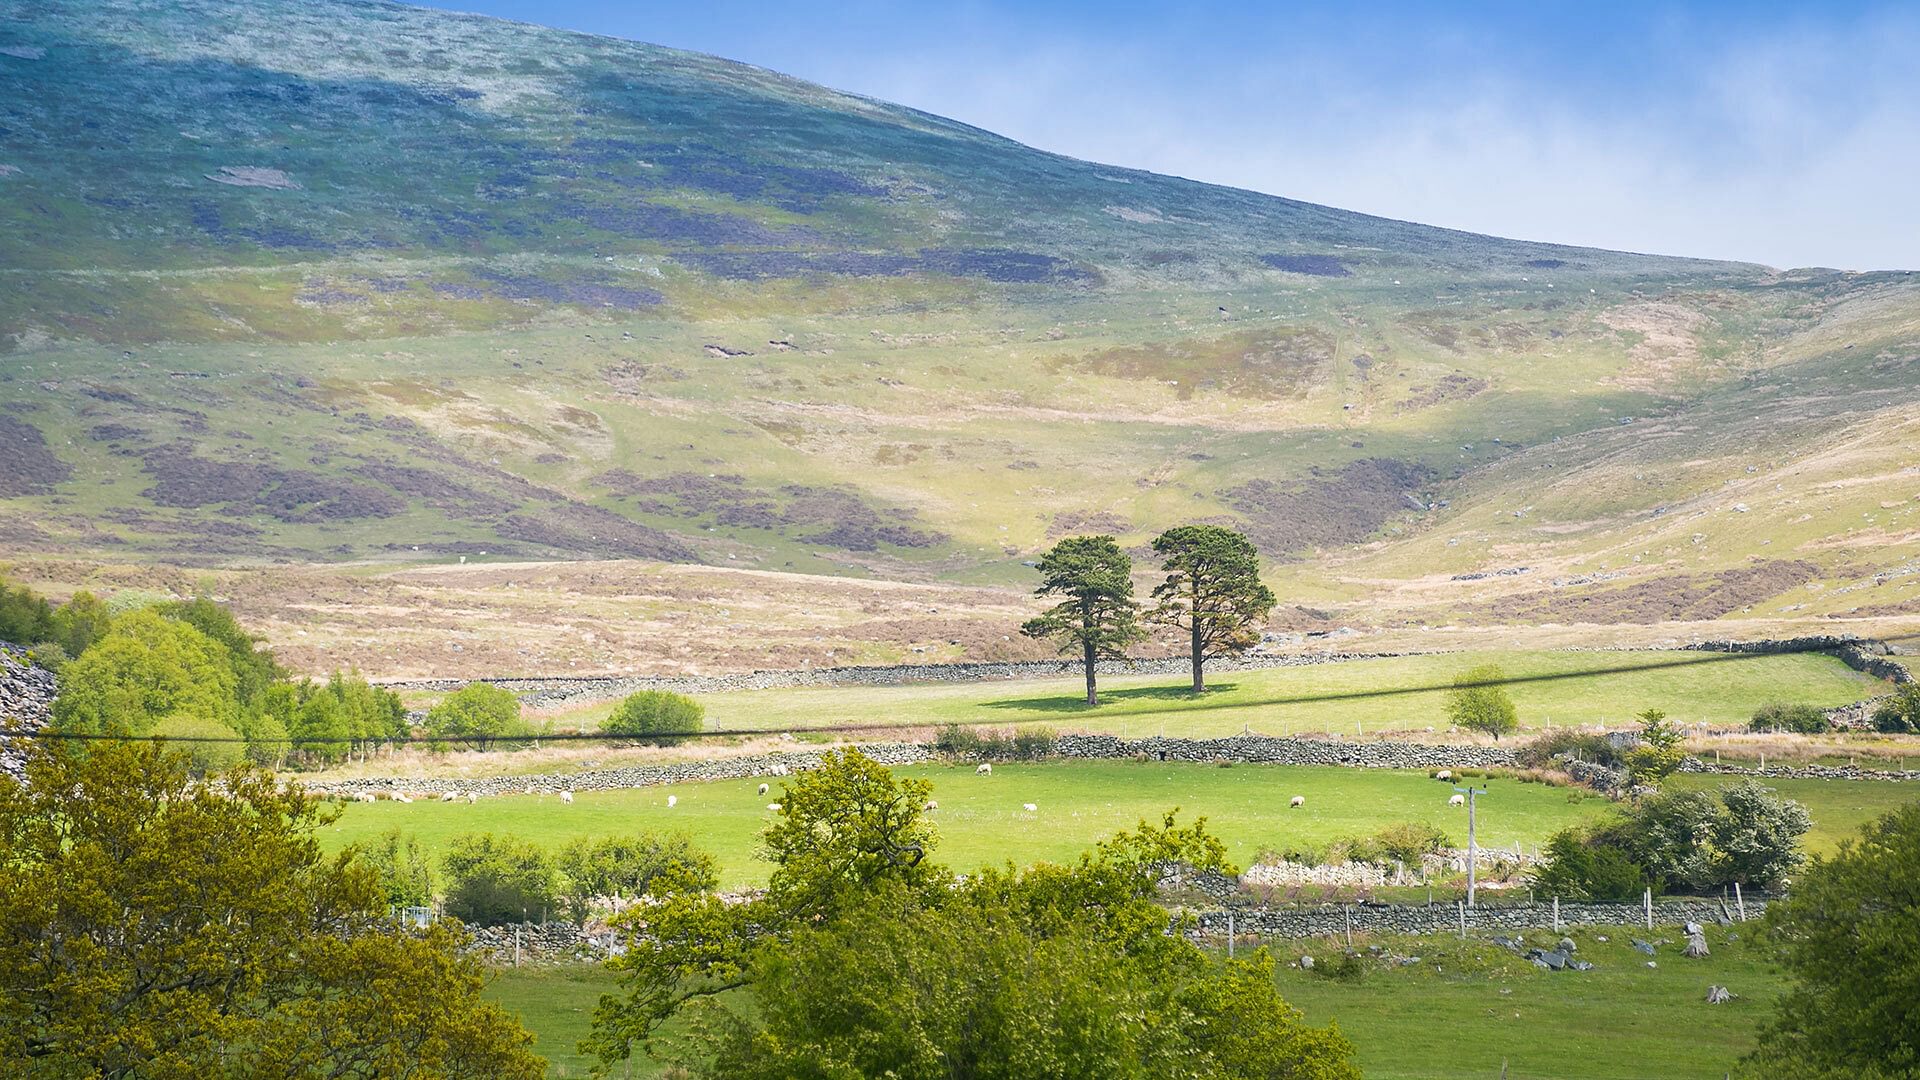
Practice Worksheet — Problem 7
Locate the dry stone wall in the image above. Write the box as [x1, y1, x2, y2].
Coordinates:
[1192, 897, 1764, 939]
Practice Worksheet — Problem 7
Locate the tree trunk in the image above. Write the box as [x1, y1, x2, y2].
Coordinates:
[1084, 639, 1098, 706]
[1191, 619, 1205, 693]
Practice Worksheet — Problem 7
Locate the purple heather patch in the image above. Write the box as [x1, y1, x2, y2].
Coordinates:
[673, 248, 1089, 284]
[1258, 254, 1352, 277]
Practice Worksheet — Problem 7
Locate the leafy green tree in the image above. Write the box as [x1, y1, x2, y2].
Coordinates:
[1625, 707, 1686, 786]
[149, 711, 248, 775]
[159, 595, 285, 708]
[0, 579, 53, 646]
[0, 742, 543, 1078]
[1872, 683, 1920, 735]
[1743, 803, 1920, 1080]
[1147, 524, 1277, 692]
[692, 894, 1357, 1080]
[1444, 664, 1519, 740]
[602, 690, 704, 745]
[50, 608, 241, 736]
[48, 590, 110, 659]
[441, 833, 560, 927]
[586, 748, 1354, 1080]
[293, 686, 355, 763]
[556, 833, 718, 922]
[357, 829, 437, 909]
[426, 682, 534, 751]
[1021, 535, 1146, 706]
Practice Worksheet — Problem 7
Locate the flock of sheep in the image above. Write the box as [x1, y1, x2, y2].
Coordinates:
[349, 764, 1472, 816]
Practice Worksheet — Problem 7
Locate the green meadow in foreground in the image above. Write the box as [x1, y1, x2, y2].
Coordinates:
[321, 760, 1920, 887]
[541, 649, 1882, 739]
[486, 921, 1787, 1080]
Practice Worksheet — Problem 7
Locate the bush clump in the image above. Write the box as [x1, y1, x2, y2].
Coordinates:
[1517, 729, 1623, 769]
[1529, 779, 1809, 898]
[1750, 701, 1830, 734]
[425, 683, 539, 751]
[1339, 821, 1453, 867]
[1872, 684, 1920, 735]
[602, 690, 704, 745]
[441, 833, 558, 927]
[935, 724, 1058, 761]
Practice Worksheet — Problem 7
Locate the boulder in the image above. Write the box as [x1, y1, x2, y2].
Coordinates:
[1631, 938, 1657, 956]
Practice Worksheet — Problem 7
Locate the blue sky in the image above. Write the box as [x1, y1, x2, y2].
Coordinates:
[417, 1, 1919, 270]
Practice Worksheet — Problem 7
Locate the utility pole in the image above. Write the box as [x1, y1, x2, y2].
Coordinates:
[1455, 784, 1488, 907]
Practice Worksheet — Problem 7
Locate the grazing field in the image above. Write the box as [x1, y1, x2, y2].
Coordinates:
[320, 760, 1919, 887]
[537, 648, 1882, 739]
[488, 921, 1787, 1079]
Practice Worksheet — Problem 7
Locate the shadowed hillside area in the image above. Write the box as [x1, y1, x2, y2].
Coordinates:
[0, 0, 1916, 654]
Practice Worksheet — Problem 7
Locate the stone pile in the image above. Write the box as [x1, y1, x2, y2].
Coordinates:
[0, 643, 56, 782]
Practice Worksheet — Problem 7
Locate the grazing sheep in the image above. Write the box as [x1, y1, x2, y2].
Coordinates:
[559, 790, 574, 805]
[1448, 794, 1466, 807]
[464, 792, 477, 805]
[766, 802, 782, 812]
[1435, 770, 1453, 782]
[1022, 802, 1038, 813]
[393, 793, 413, 804]
[924, 799, 938, 811]
[356, 792, 377, 804]
[758, 783, 770, 796]
[1289, 795, 1305, 808]
[976, 763, 993, 776]
[440, 791, 458, 803]
[667, 795, 678, 808]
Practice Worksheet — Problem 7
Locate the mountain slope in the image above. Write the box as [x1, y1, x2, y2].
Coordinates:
[1, 0, 1916, 639]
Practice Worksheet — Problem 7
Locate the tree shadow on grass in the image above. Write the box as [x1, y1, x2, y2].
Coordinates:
[979, 683, 1243, 714]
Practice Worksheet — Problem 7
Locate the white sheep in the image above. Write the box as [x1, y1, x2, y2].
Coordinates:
[356, 792, 377, 804]
[667, 795, 678, 808]
[1022, 802, 1038, 813]
[1435, 770, 1453, 782]
[766, 802, 782, 812]
[758, 783, 770, 796]
[559, 790, 574, 805]
[464, 792, 477, 805]
[976, 763, 992, 776]
[924, 799, 939, 811]
[1289, 795, 1305, 808]
[1448, 794, 1466, 807]
[440, 791, 458, 803]
[393, 793, 413, 804]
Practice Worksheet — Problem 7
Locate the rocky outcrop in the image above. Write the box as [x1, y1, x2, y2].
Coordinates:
[0, 643, 55, 782]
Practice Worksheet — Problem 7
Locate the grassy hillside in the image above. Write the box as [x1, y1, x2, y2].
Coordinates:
[2, 0, 1917, 655]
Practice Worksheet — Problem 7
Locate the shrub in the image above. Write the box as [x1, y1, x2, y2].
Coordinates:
[0, 577, 55, 645]
[1624, 708, 1686, 787]
[1344, 822, 1453, 866]
[357, 829, 436, 909]
[1011, 726, 1058, 760]
[934, 723, 986, 756]
[426, 683, 536, 751]
[602, 690, 704, 744]
[1536, 780, 1809, 896]
[441, 833, 559, 927]
[1872, 684, 1920, 735]
[1529, 828, 1655, 901]
[1750, 701, 1829, 734]
[1517, 729, 1623, 769]
[556, 833, 718, 922]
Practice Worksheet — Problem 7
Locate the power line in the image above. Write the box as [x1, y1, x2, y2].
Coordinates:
[6, 635, 1910, 746]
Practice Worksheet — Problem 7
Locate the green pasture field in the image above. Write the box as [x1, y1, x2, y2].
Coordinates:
[321, 759, 1918, 888]
[486, 921, 1789, 1079]
[541, 648, 1881, 739]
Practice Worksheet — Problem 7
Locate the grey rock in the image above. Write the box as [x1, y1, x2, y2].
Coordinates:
[1632, 939, 1657, 955]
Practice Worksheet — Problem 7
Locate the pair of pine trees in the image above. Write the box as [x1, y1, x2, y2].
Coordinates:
[1021, 525, 1276, 705]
